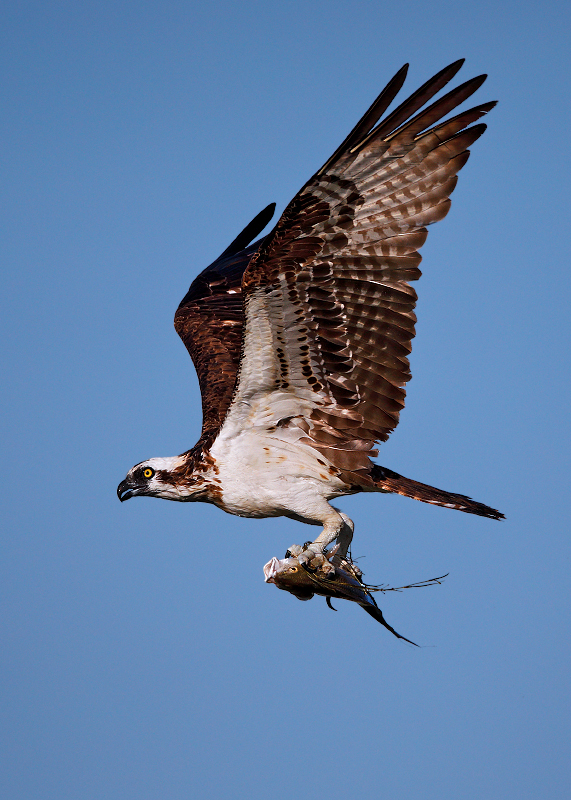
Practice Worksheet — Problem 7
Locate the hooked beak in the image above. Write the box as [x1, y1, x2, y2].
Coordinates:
[117, 479, 135, 502]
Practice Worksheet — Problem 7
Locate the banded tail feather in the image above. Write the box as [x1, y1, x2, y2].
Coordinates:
[371, 466, 504, 520]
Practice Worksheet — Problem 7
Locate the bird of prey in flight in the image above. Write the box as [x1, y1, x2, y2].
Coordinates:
[117, 60, 503, 564]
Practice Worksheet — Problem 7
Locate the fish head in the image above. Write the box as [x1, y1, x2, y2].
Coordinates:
[263, 556, 316, 600]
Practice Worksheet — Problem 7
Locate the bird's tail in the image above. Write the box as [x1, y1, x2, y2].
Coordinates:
[370, 465, 504, 520]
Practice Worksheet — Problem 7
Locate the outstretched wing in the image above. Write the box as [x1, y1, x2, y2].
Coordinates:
[228, 60, 496, 478]
[174, 203, 275, 438]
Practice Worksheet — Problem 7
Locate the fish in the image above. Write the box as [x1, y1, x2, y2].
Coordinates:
[264, 547, 447, 645]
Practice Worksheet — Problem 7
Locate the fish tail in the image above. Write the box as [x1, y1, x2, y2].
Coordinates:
[361, 603, 418, 646]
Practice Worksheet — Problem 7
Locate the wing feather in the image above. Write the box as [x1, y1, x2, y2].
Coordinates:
[223, 63, 495, 478]
[174, 204, 275, 438]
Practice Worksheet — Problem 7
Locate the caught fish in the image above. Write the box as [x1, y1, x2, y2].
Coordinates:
[264, 547, 447, 646]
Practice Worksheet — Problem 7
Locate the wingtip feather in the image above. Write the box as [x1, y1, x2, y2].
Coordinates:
[218, 202, 277, 258]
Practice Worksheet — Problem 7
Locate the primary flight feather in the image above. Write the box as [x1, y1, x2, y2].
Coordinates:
[117, 60, 503, 562]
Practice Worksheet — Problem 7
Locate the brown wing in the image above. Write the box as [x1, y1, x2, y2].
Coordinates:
[237, 61, 496, 476]
[174, 203, 275, 438]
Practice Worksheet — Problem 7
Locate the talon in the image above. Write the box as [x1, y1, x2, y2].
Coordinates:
[285, 544, 303, 559]
[298, 543, 323, 564]
[320, 563, 336, 580]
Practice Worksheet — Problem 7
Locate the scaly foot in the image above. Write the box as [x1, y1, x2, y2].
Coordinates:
[285, 543, 336, 577]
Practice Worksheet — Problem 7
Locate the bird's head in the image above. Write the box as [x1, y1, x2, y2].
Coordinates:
[117, 456, 205, 503]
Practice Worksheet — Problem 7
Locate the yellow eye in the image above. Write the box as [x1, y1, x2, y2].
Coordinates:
[143, 468, 154, 479]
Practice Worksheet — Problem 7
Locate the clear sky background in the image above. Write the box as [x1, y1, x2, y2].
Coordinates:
[2, 1, 570, 798]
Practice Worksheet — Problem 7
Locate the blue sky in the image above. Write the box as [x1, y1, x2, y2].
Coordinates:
[1, 1, 570, 798]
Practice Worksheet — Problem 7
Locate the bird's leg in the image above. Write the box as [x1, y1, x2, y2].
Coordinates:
[334, 513, 354, 559]
[287, 509, 354, 565]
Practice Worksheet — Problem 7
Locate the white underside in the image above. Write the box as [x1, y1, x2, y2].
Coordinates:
[210, 418, 348, 523]
[208, 288, 350, 525]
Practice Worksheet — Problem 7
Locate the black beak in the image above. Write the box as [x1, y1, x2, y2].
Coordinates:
[117, 479, 134, 502]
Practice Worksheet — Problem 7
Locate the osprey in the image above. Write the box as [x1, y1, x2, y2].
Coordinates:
[118, 60, 504, 563]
